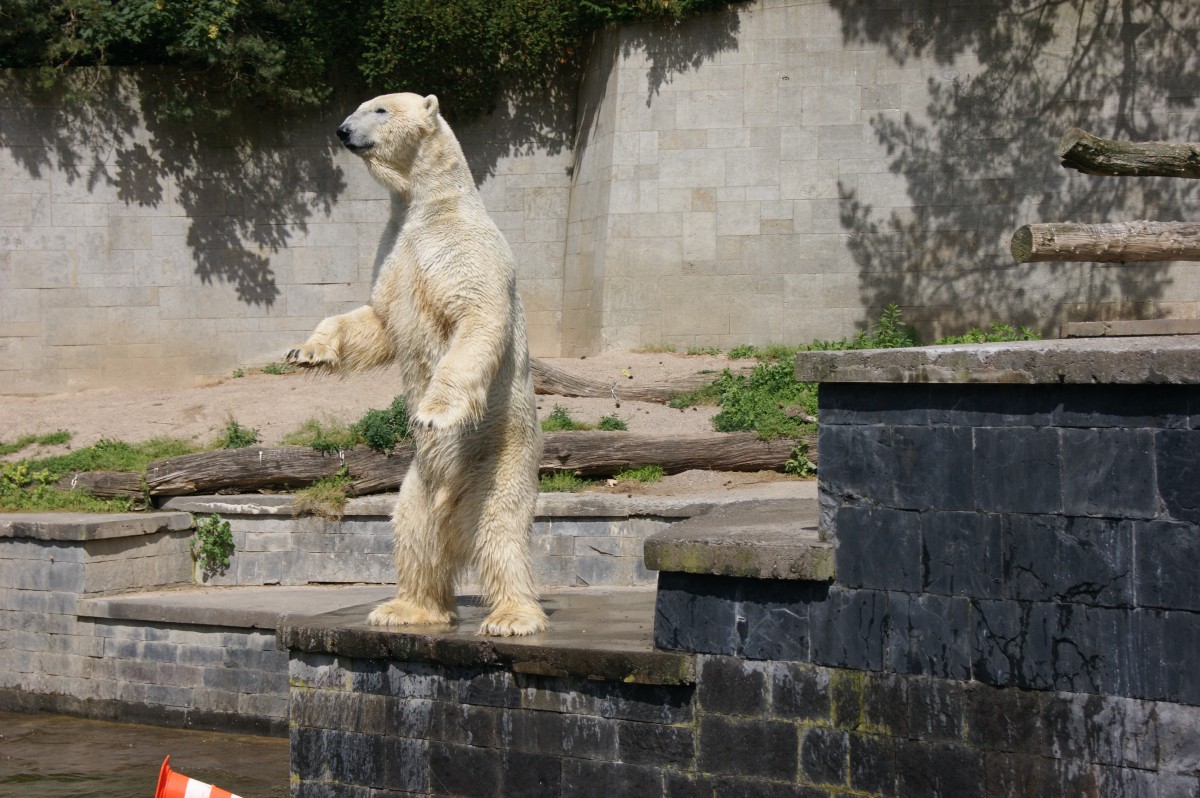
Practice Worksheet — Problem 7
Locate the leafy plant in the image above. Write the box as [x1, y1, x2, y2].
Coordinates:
[292, 473, 353, 519]
[216, 419, 260, 449]
[785, 441, 817, 477]
[260, 361, 295, 375]
[596, 414, 628, 431]
[808, 304, 917, 351]
[539, 471, 588, 493]
[634, 342, 677, 354]
[686, 346, 722, 356]
[727, 344, 758, 360]
[668, 382, 722, 409]
[282, 418, 359, 455]
[541, 405, 590, 432]
[231, 367, 245, 378]
[935, 324, 1040, 345]
[190, 513, 235, 575]
[351, 397, 411, 454]
[711, 361, 819, 440]
[613, 465, 664, 483]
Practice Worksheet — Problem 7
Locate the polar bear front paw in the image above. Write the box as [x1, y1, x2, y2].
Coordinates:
[367, 599, 456, 628]
[285, 341, 339, 369]
[413, 398, 471, 430]
[477, 603, 548, 637]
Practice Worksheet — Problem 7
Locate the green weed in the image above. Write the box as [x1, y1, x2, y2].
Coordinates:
[216, 419, 260, 449]
[596, 414, 628, 431]
[352, 397, 411, 454]
[686, 346, 722, 356]
[613, 465, 664, 483]
[231, 367, 245, 378]
[541, 405, 592, 432]
[727, 344, 757, 359]
[711, 361, 819, 440]
[282, 418, 359, 454]
[0, 430, 72, 457]
[292, 473, 353, 519]
[634, 342, 678, 353]
[935, 324, 1040, 345]
[260, 361, 295, 375]
[785, 441, 817, 477]
[191, 513, 234, 575]
[539, 471, 589, 492]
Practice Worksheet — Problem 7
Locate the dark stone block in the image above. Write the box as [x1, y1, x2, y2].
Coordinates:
[1135, 520, 1200, 611]
[617, 720, 695, 768]
[698, 714, 798, 780]
[820, 383, 931, 427]
[887, 594, 970, 680]
[458, 669, 520, 709]
[1040, 692, 1158, 771]
[654, 571, 742, 655]
[1002, 516, 1134, 607]
[382, 737, 429, 793]
[1164, 611, 1200, 705]
[863, 673, 909, 739]
[819, 425, 974, 511]
[348, 659, 388, 694]
[592, 680, 695, 725]
[325, 730, 385, 788]
[970, 599, 1026, 689]
[501, 751, 562, 796]
[291, 726, 327, 781]
[836, 506, 922, 592]
[973, 427, 1061, 514]
[984, 751, 1060, 798]
[800, 726, 849, 785]
[710, 777, 827, 798]
[770, 662, 831, 722]
[740, 578, 823, 661]
[810, 588, 888, 671]
[922, 512, 1003, 599]
[428, 700, 499, 747]
[1156, 430, 1200, 524]
[894, 740, 984, 798]
[429, 743, 502, 798]
[1053, 384, 1193, 429]
[929, 384, 1053, 428]
[664, 772, 715, 798]
[561, 713, 619, 760]
[906, 676, 964, 742]
[964, 683, 1043, 754]
[1061, 428, 1156, 518]
[697, 656, 767, 716]
[849, 733, 896, 795]
[561, 759, 663, 797]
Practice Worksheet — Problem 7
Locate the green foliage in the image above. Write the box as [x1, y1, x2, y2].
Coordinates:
[216, 419, 260, 449]
[711, 361, 818, 440]
[785, 441, 817, 478]
[686, 346, 722, 356]
[282, 417, 358, 454]
[539, 471, 588, 493]
[260, 361, 295, 375]
[352, 397, 411, 454]
[231, 367, 245, 378]
[596, 414, 628, 432]
[727, 344, 757, 360]
[541, 405, 591, 432]
[808, 304, 917, 351]
[3, 0, 736, 125]
[0, 430, 72, 457]
[613, 465, 664, 483]
[190, 513, 234, 575]
[634, 342, 677, 354]
[668, 382, 722, 409]
[292, 473, 352, 519]
[935, 324, 1041, 345]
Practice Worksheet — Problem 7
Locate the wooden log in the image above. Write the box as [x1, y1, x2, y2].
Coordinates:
[1058, 127, 1200, 179]
[531, 358, 724, 403]
[142, 432, 813, 497]
[55, 471, 144, 498]
[1011, 221, 1200, 264]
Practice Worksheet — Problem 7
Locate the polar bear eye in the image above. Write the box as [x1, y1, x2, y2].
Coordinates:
[374, 107, 387, 115]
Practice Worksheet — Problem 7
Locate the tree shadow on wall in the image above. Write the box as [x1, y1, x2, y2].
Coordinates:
[0, 67, 347, 308]
[828, 0, 1200, 336]
[624, 5, 743, 104]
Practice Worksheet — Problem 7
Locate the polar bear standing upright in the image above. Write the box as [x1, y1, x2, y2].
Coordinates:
[287, 93, 547, 636]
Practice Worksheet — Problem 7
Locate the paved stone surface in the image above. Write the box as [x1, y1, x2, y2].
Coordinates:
[643, 498, 832, 580]
[794, 335, 1200, 385]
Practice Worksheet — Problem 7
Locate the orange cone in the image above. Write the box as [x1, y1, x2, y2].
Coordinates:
[155, 755, 244, 798]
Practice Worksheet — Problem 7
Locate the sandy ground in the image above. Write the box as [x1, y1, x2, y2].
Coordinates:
[0, 350, 801, 495]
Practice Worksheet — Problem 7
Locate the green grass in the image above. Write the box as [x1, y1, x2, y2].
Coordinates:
[541, 405, 592, 432]
[291, 474, 353, 519]
[0, 430, 72, 457]
[613, 465, 664, 483]
[281, 418, 360, 454]
[935, 323, 1040, 345]
[281, 399, 412, 455]
[596, 414, 628, 431]
[686, 346, 722, 356]
[633, 342, 678, 354]
[215, 419, 260, 449]
[539, 471, 589, 492]
[260, 361, 295, 375]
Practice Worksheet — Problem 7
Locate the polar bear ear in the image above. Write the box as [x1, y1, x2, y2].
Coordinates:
[423, 95, 439, 118]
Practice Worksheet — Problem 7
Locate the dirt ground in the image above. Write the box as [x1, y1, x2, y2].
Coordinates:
[0, 350, 800, 495]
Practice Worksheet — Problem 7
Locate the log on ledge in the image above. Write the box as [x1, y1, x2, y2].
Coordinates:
[1011, 221, 1200, 264]
[532, 358, 725, 403]
[139, 432, 813, 497]
[1058, 127, 1200, 179]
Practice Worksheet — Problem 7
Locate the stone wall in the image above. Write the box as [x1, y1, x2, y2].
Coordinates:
[4, 1, 1200, 392]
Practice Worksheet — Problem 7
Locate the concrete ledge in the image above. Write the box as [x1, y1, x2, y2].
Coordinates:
[644, 499, 832, 581]
[0, 511, 192, 541]
[1064, 319, 1200, 338]
[280, 587, 696, 686]
[793, 334, 1200, 385]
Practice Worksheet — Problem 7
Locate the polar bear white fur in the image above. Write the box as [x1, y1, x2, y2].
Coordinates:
[287, 92, 547, 637]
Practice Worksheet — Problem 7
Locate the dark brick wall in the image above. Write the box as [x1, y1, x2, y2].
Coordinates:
[288, 652, 1200, 797]
[656, 384, 1200, 706]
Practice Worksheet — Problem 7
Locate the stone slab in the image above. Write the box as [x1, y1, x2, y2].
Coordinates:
[1064, 319, 1200, 338]
[644, 499, 832, 581]
[793, 335, 1200, 385]
[0, 511, 192, 541]
[280, 586, 696, 686]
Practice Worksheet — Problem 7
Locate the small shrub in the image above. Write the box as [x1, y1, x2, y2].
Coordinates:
[686, 346, 722, 356]
[808, 304, 917, 351]
[352, 397, 411, 454]
[727, 344, 757, 359]
[541, 405, 592, 432]
[292, 473, 353, 519]
[635, 342, 677, 353]
[191, 514, 235, 575]
[283, 418, 359, 454]
[216, 419, 260, 449]
[231, 367, 245, 378]
[261, 361, 295, 375]
[935, 324, 1041, 345]
[613, 465, 664, 483]
[596, 414, 628, 431]
[711, 361, 819, 440]
[785, 441, 817, 477]
[539, 471, 588, 493]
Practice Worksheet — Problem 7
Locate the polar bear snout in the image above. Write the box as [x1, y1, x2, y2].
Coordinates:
[337, 122, 373, 154]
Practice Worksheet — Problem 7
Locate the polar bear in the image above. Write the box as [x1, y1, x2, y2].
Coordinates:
[286, 92, 547, 637]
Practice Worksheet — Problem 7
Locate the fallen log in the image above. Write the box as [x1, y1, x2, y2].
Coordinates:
[531, 358, 724, 403]
[136, 431, 813, 498]
[55, 471, 144, 499]
[1010, 221, 1200, 264]
[1058, 127, 1200, 179]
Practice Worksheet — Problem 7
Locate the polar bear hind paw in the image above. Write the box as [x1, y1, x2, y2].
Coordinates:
[285, 341, 338, 369]
[367, 599, 456, 628]
[477, 603, 548, 637]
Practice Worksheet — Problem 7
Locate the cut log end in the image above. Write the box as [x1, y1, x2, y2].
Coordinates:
[1010, 225, 1035, 263]
[1055, 126, 1090, 159]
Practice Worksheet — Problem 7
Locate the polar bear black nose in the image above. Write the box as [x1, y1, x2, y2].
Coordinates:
[336, 125, 351, 143]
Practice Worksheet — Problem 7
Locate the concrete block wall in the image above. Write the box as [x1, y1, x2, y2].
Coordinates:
[6, 1, 1200, 391]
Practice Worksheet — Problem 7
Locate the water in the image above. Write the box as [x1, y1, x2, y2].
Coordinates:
[0, 711, 289, 798]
